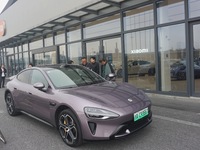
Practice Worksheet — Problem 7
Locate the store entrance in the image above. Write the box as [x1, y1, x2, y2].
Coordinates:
[32, 46, 58, 66]
[85, 37, 122, 82]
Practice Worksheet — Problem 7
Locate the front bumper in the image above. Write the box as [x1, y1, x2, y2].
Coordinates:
[80, 106, 152, 140]
[110, 111, 152, 139]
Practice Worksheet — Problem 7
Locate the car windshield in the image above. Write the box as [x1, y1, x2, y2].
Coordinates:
[45, 65, 105, 89]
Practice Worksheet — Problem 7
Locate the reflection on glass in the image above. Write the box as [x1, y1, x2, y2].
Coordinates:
[189, 0, 200, 18]
[45, 36, 53, 47]
[18, 53, 23, 72]
[193, 24, 200, 94]
[7, 55, 15, 76]
[30, 39, 43, 50]
[84, 14, 120, 39]
[125, 29, 155, 90]
[18, 46, 22, 53]
[86, 41, 100, 61]
[6, 48, 14, 55]
[67, 26, 81, 42]
[15, 53, 19, 73]
[157, 0, 185, 24]
[103, 38, 122, 82]
[59, 45, 66, 63]
[34, 51, 56, 66]
[124, 5, 154, 31]
[68, 42, 82, 64]
[158, 24, 186, 92]
[55, 31, 65, 45]
[23, 43, 28, 52]
[23, 52, 29, 69]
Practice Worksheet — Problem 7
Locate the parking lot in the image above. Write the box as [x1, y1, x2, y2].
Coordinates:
[0, 88, 200, 150]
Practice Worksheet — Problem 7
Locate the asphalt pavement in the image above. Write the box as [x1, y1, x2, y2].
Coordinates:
[0, 88, 200, 150]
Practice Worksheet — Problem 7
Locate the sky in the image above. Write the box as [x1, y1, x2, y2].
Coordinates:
[0, 0, 9, 14]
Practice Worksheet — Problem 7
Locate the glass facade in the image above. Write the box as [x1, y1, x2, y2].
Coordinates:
[158, 24, 186, 92]
[84, 14, 120, 39]
[23, 51, 29, 69]
[55, 31, 65, 45]
[45, 36, 53, 47]
[125, 29, 155, 90]
[157, 0, 185, 24]
[68, 42, 82, 64]
[124, 5, 154, 30]
[59, 45, 66, 63]
[189, 0, 200, 18]
[2, 0, 200, 96]
[67, 26, 81, 42]
[192, 24, 200, 94]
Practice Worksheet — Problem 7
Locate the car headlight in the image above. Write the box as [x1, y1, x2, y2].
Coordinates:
[84, 107, 119, 120]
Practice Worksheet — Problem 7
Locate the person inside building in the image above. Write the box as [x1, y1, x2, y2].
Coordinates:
[67, 60, 74, 64]
[90, 56, 99, 74]
[99, 58, 115, 80]
[81, 57, 91, 69]
[28, 63, 33, 68]
[0, 64, 7, 88]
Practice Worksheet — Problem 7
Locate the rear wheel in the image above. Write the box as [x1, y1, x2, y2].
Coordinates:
[5, 93, 19, 116]
[58, 109, 83, 147]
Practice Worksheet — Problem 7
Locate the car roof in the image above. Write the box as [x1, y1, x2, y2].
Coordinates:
[33, 64, 83, 71]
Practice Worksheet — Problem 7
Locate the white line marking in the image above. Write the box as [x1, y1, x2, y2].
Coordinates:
[153, 115, 200, 128]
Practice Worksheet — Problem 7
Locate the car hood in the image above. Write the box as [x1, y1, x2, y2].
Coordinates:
[59, 82, 148, 108]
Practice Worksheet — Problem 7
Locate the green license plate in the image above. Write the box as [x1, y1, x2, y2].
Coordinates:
[134, 108, 148, 122]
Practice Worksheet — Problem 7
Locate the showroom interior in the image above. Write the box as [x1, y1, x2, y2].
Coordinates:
[0, 0, 200, 97]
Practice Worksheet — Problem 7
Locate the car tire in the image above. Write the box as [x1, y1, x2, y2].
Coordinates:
[148, 68, 155, 76]
[177, 72, 186, 80]
[58, 109, 83, 147]
[117, 69, 123, 78]
[5, 93, 19, 116]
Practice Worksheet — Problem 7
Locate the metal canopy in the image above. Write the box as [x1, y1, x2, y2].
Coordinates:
[0, 0, 148, 48]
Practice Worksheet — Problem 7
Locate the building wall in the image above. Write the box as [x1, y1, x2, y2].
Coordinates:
[0, 0, 98, 41]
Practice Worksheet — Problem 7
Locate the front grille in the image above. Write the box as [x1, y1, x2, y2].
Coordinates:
[111, 111, 152, 139]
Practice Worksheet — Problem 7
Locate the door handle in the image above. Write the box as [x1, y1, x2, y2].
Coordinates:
[49, 102, 56, 106]
[28, 92, 32, 95]
[14, 87, 17, 90]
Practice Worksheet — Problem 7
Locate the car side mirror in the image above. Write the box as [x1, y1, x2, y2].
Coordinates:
[108, 73, 116, 81]
[33, 82, 46, 91]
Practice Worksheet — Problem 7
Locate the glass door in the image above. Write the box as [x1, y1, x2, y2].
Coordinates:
[191, 22, 200, 95]
[103, 37, 122, 82]
[34, 51, 57, 66]
[85, 37, 122, 82]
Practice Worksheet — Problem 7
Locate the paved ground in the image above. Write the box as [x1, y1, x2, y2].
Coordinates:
[0, 88, 200, 150]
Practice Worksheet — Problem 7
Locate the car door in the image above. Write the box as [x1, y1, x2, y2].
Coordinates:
[13, 70, 33, 112]
[28, 69, 55, 122]
[128, 61, 140, 75]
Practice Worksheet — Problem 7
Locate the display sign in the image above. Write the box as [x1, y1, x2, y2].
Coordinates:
[0, 20, 6, 37]
[131, 49, 149, 54]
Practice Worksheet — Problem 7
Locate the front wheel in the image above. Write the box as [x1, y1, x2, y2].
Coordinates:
[58, 109, 83, 147]
[5, 93, 19, 116]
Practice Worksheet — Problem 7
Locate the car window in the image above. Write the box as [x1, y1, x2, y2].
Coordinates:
[132, 61, 138, 66]
[31, 70, 48, 88]
[140, 61, 150, 65]
[45, 66, 105, 89]
[17, 70, 32, 84]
